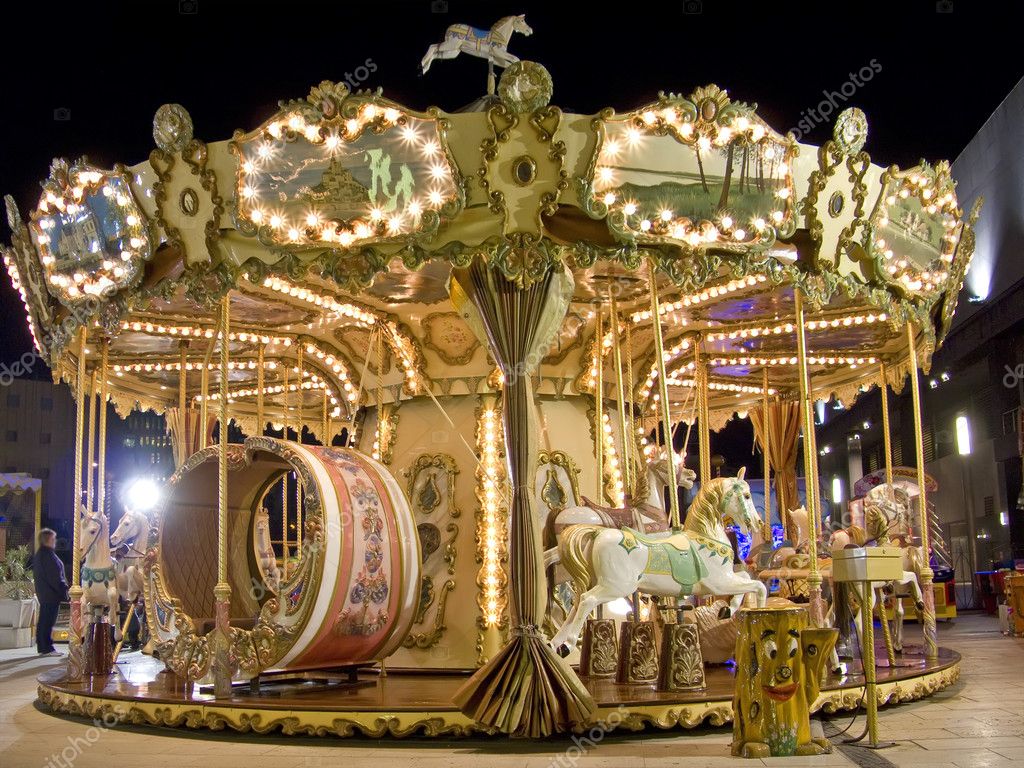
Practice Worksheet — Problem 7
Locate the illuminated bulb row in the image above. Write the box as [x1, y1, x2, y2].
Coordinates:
[259, 276, 376, 325]
[304, 343, 358, 403]
[632, 275, 769, 322]
[112, 360, 279, 374]
[2, 255, 42, 353]
[477, 406, 506, 627]
[120, 320, 293, 346]
[664, 377, 778, 396]
[637, 341, 694, 403]
[706, 312, 889, 341]
[585, 327, 617, 388]
[707, 355, 877, 367]
[198, 378, 337, 408]
[601, 412, 625, 507]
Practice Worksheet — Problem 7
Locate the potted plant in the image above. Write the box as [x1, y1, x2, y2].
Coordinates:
[0, 545, 36, 648]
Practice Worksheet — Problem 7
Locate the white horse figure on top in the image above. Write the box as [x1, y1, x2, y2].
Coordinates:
[421, 15, 533, 74]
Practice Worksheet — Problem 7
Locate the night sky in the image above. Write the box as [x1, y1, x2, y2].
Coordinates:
[0, 0, 1021, 466]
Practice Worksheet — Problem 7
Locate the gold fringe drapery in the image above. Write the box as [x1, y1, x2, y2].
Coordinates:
[450, 258, 595, 737]
[750, 401, 801, 539]
[166, 407, 216, 469]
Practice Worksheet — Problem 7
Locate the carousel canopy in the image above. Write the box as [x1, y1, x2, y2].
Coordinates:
[1, 63, 980, 436]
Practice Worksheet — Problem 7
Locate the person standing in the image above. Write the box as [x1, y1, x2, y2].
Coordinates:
[31, 528, 68, 657]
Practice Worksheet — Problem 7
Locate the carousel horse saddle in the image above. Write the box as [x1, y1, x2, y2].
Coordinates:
[580, 496, 670, 533]
[620, 528, 710, 591]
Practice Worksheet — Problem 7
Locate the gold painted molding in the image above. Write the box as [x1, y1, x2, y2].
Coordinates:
[36, 660, 960, 739]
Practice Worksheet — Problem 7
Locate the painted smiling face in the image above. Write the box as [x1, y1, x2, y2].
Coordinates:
[756, 626, 801, 702]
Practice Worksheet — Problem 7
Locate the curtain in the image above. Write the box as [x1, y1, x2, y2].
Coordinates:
[165, 407, 215, 469]
[449, 258, 595, 737]
[750, 401, 801, 540]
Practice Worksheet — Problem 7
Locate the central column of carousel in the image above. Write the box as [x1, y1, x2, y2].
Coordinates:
[451, 258, 595, 737]
[212, 296, 234, 697]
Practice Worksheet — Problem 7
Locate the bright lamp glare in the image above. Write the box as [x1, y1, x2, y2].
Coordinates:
[126, 478, 160, 512]
[955, 415, 971, 456]
[832, 476, 843, 504]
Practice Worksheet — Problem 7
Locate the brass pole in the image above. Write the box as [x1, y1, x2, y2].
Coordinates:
[71, 329, 87, 591]
[609, 288, 632, 500]
[762, 367, 771, 531]
[879, 362, 894, 488]
[322, 385, 330, 448]
[281, 362, 289, 580]
[256, 343, 265, 435]
[647, 261, 681, 530]
[97, 341, 109, 516]
[694, 343, 712, 481]
[213, 295, 232, 698]
[178, 342, 187, 466]
[85, 368, 97, 515]
[624, 313, 637, 498]
[295, 344, 304, 559]
[794, 291, 824, 626]
[906, 323, 939, 660]
[200, 365, 210, 450]
[594, 304, 605, 500]
[217, 296, 230, 587]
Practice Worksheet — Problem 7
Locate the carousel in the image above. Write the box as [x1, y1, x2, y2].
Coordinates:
[3, 17, 977, 747]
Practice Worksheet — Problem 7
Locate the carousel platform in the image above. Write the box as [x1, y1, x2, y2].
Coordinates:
[36, 643, 961, 738]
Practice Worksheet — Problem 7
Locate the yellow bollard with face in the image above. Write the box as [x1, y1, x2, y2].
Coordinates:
[731, 606, 837, 758]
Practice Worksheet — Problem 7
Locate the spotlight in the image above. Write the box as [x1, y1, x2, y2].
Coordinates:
[125, 478, 160, 512]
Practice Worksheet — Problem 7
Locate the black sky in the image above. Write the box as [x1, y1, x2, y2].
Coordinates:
[0, 0, 1020, 419]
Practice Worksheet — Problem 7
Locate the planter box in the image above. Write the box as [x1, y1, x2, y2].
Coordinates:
[0, 598, 36, 630]
[0, 626, 31, 649]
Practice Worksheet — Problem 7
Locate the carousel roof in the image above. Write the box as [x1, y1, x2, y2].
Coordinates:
[1, 63, 981, 436]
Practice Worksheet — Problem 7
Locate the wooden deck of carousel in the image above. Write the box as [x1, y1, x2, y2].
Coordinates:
[36, 642, 961, 738]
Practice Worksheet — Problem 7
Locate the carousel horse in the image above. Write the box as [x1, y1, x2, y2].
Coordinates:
[109, 506, 149, 603]
[80, 508, 120, 637]
[543, 449, 697, 561]
[421, 15, 532, 74]
[253, 506, 281, 595]
[827, 495, 925, 654]
[549, 468, 767, 652]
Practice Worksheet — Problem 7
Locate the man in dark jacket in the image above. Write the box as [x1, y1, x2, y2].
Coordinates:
[31, 528, 68, 656]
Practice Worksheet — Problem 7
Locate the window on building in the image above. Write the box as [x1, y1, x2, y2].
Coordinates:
[6, 394, 19, 407]
[40, 397, 53, 412]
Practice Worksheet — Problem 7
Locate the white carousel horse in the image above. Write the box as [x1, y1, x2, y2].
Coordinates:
[110, 506, 149, 603]
[421, 15, 532, 74]
[543, 450, 697, 564]
[253, 506, 281, 595]
[549, 468, 767, 652]
[827, 519, 925, 653]
[80, 508, 120, 636]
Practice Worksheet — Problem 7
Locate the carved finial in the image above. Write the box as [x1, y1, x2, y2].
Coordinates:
[153, 103, 194, 154]
[498, 61, 552, 113]
[834, 107, 868, 155]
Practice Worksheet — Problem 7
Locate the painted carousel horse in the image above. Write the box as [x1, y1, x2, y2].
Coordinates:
[549, 468, 767, 652]
[544, 449, 697, 561]
[421, 15, 532, 74]
[253, 506, 281, 596]
[109, 506, 149, 603]
[827, 489, 925, 654]
[80, 508, 120, 637]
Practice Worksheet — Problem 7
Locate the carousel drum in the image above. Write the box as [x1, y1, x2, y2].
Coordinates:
[144, 436, 420, 680]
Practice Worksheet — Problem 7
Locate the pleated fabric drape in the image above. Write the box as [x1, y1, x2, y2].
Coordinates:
[449, 258, 595, 737]
[166, 407, 215, 469]
[750, 401, 801, 540]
